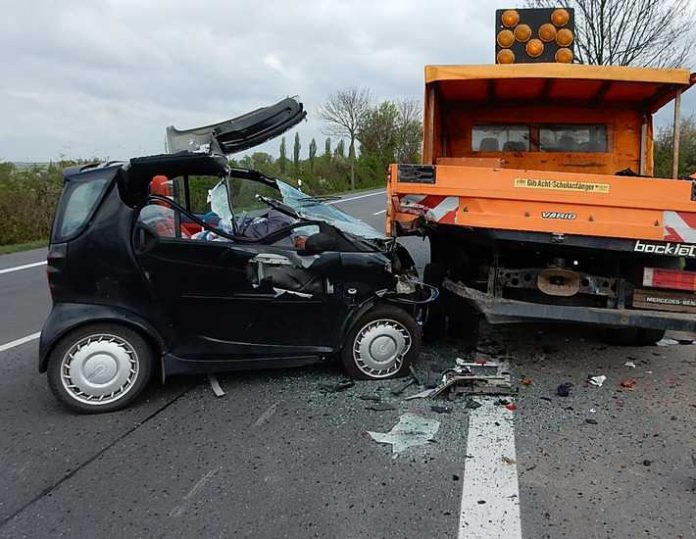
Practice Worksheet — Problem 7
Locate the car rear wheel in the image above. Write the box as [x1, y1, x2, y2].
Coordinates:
[341, 305, 420, 380]
[47, 324, 153, 413]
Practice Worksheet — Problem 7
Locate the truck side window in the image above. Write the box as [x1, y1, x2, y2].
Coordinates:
[539, 125, 607, 153]
[472, 125, 530, 152]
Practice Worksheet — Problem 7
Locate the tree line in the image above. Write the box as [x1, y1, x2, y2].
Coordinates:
[230, 89, 422, 195]
[0, 89, 422, 246]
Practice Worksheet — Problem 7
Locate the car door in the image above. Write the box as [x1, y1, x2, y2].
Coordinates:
[135, 207, 345, 363]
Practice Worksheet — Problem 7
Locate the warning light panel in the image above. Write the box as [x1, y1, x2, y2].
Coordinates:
[495, 8, 575, 64]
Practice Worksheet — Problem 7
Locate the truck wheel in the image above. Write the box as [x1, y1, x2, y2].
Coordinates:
[423, 263, 446, 340]
[603, 327, 665, 346]
[47, 324, 154, 414]
[342, 305, 420, 380]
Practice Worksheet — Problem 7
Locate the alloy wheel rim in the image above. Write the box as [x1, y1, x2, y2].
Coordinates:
[353, 319, 411, 378]
[60, 334, 139, 405]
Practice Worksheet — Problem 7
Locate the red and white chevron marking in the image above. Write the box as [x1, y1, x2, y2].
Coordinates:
[663, 211, 696, 243]
[398, 194, 459, 224]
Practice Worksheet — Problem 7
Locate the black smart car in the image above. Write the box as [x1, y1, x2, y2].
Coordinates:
[40, 98, 435, 413]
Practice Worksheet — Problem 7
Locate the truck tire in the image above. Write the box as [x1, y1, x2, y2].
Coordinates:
[47, 323, 154, 413]
[603, 327, 665, 346]
[341, 305, 420, 380]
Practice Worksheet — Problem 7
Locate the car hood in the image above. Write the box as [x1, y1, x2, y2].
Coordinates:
[276, 181, 388, 241]
[166, 97, 306, 155]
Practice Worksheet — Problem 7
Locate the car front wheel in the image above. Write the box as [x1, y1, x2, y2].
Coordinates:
[47, 324, 153, 413]
[341, 305, 421, 380]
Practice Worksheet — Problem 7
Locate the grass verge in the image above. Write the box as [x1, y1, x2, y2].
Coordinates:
[0, 239, 48, 255]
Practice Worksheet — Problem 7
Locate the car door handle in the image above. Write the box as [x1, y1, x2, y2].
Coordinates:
[134, 224, 159, 254]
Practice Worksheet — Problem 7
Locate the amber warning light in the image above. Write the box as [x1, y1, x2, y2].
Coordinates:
[496, 8, 575, 64]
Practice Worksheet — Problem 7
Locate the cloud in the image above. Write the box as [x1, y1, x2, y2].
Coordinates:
[1, 0, 693, 161]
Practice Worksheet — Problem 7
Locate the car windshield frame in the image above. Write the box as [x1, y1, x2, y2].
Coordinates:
[274, 180, 387, 241]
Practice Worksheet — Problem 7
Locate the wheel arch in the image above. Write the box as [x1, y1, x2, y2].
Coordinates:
[39, 303, 167, 376]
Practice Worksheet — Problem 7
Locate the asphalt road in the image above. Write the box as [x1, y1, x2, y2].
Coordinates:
[1, 189, 695, 538]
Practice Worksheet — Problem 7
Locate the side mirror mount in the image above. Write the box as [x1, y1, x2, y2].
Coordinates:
[302, 232, 337, 254]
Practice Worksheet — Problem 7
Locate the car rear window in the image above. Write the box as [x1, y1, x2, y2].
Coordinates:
[53, 178, 109, 241]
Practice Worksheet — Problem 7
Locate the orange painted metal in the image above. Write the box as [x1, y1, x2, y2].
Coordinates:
[388, 163, 696, 241]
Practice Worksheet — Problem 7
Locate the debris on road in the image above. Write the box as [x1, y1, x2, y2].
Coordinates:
[619, 378, 637, 390]
[319, 379, 355, 393]
[367, 413, 440, 456]
[585, 418, 598, 425]
[358, 394, 381, 402]
[556, 382, 573, 397]
[403, 388, 437, 400]
[465, 398, 482, 410]
[429, 361, 514, 399]
[430, 404, 452, 414]
[624, 361, 636, 368]
[589, 375, 607, 387]
[391, 378, 416, 396]
[504, 403, 518, 412]
[366, 402, 397, 412]
[208, 373, 225, 397]
[502, 456, 516, 465]
[521, 377, 533, 386]
[657, 338, 680, 346]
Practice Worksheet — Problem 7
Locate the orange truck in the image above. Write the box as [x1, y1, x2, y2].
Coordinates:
[386, 8, 696, 344]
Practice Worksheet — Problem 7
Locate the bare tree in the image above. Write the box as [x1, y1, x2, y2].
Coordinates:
[318, 88, 371, 189]
[525, 0, 694, 67]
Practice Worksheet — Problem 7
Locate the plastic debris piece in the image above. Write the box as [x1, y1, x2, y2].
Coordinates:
[207, 373, 225, 397]
[319, 379, 355, 393]
[502, 456, 516, 465]
[624, 361, 636, 368]
[430, 404, 452, 414]
[474, 359, 488, 365]
[521, 377, 533, 386]
[656, 338, 680, 346]
[589, 408, 596, 413]
[585, 418, 598, 425]
[642, 459, 652, 466]
[619, 378, 637, 390]
[391, 378, 415, 396]
[359, 395, 381, 402]
[465, 398, 482, 410]
[403, 388, 437, 400]
[505, 403, 518, 411]
[367, 413, 440, 456]
[495, 398, 511, 406]
[556, 382, 572, 397]
[366, 402, 397, 412]
[589, 375, 607, 387]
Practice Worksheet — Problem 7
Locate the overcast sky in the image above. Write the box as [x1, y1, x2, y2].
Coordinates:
[1, 0, 694, 162]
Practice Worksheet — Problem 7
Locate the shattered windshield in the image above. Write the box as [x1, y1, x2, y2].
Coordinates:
[276, 180, 386, 240]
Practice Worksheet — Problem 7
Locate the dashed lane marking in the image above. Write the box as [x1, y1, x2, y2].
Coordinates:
[458, 397, 522, 539]
[0, 332, 41, 353]
[373, 209, 386, 215]
[0, 261, 47, 275]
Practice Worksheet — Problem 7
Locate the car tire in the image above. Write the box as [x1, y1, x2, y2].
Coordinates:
[603, 327, 665, 347]
[47, 323, 154, 413]
[341, 305, 421, 380]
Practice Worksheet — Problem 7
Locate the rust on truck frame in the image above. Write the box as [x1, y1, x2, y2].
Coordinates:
[387, 62, 696, 343]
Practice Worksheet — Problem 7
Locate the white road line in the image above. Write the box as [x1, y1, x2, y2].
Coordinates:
[0, 332, 41, 353]
[328, 190, 386, 205]
[372, 209, 386, 215]
[169, 467, 221, 517]
[0, 261, 47, 275]
[252, 402, 279, 427]
[458, 399, 522, 539]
